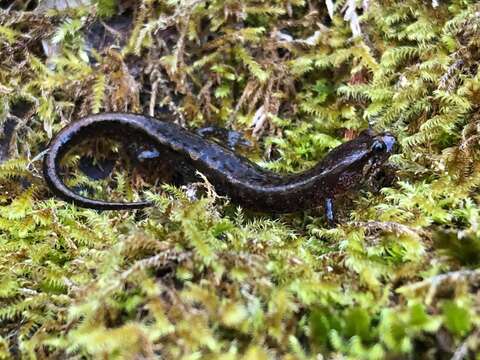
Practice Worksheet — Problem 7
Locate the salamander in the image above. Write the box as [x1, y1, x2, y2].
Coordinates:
[43, 112, 396, 223]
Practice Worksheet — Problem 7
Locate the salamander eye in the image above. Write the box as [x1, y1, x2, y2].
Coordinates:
[371, 140, 386, 152]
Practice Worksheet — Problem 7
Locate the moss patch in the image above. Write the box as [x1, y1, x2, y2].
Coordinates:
[1, 0, 480, 358]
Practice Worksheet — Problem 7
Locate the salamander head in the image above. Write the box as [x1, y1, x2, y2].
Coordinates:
[359, 130, 397, 177]
[318, 129, 396, 174]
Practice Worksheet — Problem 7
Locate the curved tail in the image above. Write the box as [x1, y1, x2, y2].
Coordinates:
[43, 113, 155, 210]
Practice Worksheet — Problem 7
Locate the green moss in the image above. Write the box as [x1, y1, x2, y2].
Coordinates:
[1, 0, 480, 358]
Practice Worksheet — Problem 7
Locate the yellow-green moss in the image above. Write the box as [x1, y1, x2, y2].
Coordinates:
[1, 0, 480, 358]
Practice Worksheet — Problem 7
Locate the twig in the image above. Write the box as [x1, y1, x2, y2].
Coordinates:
[352, 220, 425, 239]
[397, 269, 480, 305]
[451, 329, 479, 360]
[451, 339, 469, 360]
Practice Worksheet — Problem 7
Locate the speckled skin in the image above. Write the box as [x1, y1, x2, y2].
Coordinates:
[43, 113, 396, 213]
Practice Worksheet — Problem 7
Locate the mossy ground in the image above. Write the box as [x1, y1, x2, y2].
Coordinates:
[1, 0, 480, 359]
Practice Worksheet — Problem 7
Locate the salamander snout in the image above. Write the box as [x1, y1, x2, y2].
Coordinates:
[381, 132, 396, 153]
[361, 132, 397, 181]
[370, 132, 397, 154]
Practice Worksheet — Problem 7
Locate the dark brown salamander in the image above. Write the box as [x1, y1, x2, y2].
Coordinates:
[43, 113, 396, 223]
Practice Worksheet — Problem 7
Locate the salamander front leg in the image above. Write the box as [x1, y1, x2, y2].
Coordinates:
[324, 197, 336, 227]
[196, 126, 252, 151]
